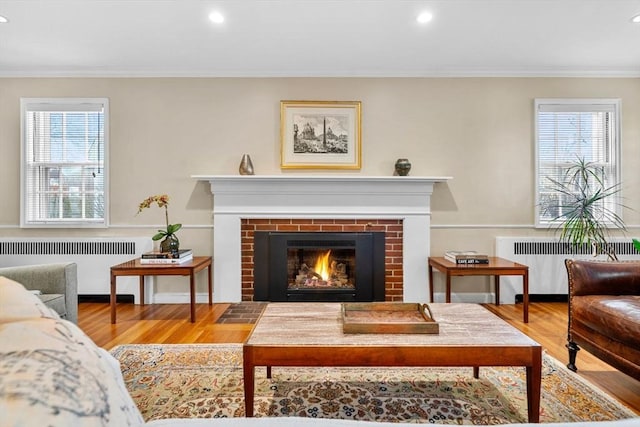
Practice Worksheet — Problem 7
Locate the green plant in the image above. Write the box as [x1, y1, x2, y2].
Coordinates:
[136, 194, 182, 241]
[543, 157, 625, 261]
[633, 238, 640, 253]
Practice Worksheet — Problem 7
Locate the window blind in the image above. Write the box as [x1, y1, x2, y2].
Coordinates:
[21, 98, 109, 227]
[535, 99, 621, 227]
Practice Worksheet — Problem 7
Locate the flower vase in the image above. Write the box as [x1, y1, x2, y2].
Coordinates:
[160, 234, 180, 255]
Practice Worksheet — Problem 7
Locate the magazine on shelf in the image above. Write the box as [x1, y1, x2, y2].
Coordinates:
[140, 254, 193, 264]
[141, 249, 193, 259]
[444, 251, 489, 264]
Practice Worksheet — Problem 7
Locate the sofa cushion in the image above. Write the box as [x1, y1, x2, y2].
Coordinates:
[38, 293, 67, 319]
[0, 276, 60, 323]
[0, 316, 144, 427]
[571, 295, 640, 348]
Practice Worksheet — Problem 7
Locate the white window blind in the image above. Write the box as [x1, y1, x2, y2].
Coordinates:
[534, 99, 621, 227]
[21, 98, 109, 227]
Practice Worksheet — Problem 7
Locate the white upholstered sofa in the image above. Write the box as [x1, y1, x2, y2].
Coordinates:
[1, 276, 637, 427]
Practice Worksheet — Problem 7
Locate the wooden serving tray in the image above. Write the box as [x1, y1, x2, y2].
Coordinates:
[342, 302, 439, 334]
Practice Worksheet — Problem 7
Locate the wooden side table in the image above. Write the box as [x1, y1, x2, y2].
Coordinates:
[110, 256, 212, 323]
[428, 256, 529, 323]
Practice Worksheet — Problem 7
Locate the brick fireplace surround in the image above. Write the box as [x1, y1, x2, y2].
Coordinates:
[193, 175, 451, 302]
[241, 218, 403, 301]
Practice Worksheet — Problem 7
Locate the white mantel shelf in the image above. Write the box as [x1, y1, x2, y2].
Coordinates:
[193, 174, 452, 302]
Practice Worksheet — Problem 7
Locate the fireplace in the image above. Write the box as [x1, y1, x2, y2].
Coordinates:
[254, 231, 385, 302]
[194, 175, 451, 302]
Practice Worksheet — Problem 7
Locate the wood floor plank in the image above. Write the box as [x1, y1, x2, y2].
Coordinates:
[78, 300, 640, 415]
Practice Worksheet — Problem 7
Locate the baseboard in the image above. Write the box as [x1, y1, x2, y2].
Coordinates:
[79, 294, 134, 303]
[515, 294, 568, 303]
[152, 292, 212, 304]
[430, 292, 497, 304]
[78, 293, 212, 304]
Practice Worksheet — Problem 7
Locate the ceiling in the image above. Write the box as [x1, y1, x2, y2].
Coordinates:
[0, 0, 639, 77]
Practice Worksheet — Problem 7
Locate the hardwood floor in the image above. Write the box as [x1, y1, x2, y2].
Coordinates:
[79, 300, 640, 416]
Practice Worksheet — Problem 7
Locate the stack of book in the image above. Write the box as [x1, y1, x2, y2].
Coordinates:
[444, 251, 489, 265]
[140, 249, 193, 264]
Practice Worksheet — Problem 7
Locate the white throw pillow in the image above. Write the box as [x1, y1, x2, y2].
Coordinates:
[0, 276, 60, 323]
[0, 316, 144, 427]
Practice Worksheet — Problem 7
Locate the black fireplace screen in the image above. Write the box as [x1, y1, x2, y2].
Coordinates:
[254, 231, 385, 302]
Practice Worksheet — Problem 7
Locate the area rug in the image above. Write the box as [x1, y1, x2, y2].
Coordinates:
[110, 344, 637, 424]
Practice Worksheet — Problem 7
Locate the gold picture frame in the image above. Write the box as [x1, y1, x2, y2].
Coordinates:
[280, 100, 361, 170]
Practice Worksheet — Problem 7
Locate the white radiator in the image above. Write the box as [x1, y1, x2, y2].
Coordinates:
[0, 237, 153, 301]
[495, 237, 640, 303]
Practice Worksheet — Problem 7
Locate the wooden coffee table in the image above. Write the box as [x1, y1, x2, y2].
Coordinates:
[243, 302, 542, 422]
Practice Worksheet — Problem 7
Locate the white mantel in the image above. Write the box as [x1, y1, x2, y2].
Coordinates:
[193, 175, 451, 302]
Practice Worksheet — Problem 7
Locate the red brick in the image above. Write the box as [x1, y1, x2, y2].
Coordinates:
[255, 224, 278, 231]
[377, 219, 403, 225]
[291, 219, 312, 224]
[268, 219, 292, 224]
[343, 225, 367, 232]
[276, 224, 300, 232]
[300, 225, 322, 232]
[320, 225, 343, 232]
[310, 219, 336, 224]
[246, 218, 271, 224]
[334, 219, 357, 225]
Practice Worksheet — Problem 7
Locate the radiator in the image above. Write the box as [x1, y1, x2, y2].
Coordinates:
[495, 237, 640, 303]
[0, 237, 153, 299]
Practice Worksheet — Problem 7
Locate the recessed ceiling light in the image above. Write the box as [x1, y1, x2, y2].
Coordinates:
[416, 11, 433, 24]
[632, 14, 640, 23]
[0, 15, 8, 23]
[209, 11, 225, 24]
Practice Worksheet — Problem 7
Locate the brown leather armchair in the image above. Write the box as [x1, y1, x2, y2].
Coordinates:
[565, 259, 640, 380]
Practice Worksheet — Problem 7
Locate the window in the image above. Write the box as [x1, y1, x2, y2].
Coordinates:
[21, 98, 109, 227]
[535, 98, 621, 227]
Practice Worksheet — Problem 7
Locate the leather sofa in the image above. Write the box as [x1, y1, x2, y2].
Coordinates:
[0, 262, 78, 323]
[565, 259, 640, 380]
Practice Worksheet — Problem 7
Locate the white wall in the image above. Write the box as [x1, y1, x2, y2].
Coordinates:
[1, 77, 638, 300]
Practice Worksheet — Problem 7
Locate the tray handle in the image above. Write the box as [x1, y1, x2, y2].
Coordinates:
[420, 303, 436, 322]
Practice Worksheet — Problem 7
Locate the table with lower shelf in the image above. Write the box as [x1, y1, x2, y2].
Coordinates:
[428, 256, 529, 323]
[110, 256, 212, 323]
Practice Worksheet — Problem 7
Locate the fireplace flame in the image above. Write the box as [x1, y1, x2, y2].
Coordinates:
[314, 250, 332, 281]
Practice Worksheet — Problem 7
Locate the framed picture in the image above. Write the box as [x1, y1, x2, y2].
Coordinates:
[280, 100, 361, 170]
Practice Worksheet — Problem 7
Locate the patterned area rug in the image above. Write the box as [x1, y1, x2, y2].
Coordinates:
[110, 344, 637, 424]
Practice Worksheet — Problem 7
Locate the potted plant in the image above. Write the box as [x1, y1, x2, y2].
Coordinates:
[137, 194, 182, 254]
[542, 157, 626, 260]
